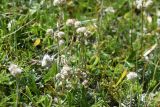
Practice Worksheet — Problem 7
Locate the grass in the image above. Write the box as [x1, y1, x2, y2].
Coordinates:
[0, 0, 160, 106]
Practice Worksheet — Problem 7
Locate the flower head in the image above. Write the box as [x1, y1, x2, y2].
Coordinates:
[82, 79, 88, 87]
[8, 64, 22, 76]
[66, 19, 76, 26]
[57, 31, 65, 38]
[58, 39, 65, 46]
[46, 29, 53, 36]
[104, 7, 115, 13]
[41, 54, 53, 67]
[135, 0, 153, 9]
[76, 27, 87, 34]
[7, 19, 16, 31]
[74, 21, 81, 28]
[53, 0, 66, 6]
[127, 72, 138, 80]
[61, 65, 71, 75]
[55, 65, 72, 80]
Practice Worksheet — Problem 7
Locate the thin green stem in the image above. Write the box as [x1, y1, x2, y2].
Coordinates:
[15, 77, 19, 107]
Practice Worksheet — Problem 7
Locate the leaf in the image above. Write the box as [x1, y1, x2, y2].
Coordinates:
[33, 38, 41, 47]
[26, 86, 33, 98]
[43, 63, 57, 83]
[113, 69, 127, 88]
[25, 86, 38, 106]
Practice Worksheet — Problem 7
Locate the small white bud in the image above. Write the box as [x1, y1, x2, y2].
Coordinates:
[54, 97, 58, 103]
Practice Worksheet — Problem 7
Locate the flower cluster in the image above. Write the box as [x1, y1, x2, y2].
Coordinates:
[66, 19, 82, 28]
[56, 65, 72, 80]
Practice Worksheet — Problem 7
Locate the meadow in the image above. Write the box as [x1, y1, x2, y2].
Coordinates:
[0, 0, 160, 106]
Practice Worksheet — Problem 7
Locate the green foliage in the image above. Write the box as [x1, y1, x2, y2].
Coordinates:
[0, 0, 160, 106]
[43, 63, 57, 83]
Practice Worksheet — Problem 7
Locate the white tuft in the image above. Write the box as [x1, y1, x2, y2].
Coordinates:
[41, 54, 53, 67]
[76, 27, 87, 34]
[8, 64, 22, 76]
[127, 72, 138, 80]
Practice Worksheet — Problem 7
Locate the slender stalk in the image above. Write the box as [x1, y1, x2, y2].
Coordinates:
[141, 1, 145, 49]
[97, 0, 104, 53]
[15, 77, 19, 107]
[129, 83, 132, 107]
[130, 0, 134, 50]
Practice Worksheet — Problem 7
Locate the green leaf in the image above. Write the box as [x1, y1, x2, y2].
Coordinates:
[43, 63, 57, 83]
[26, 86, 33, 98]
[113, 69, 128, 87]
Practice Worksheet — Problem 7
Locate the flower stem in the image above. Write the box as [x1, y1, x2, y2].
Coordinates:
[16, 77, 19, 107]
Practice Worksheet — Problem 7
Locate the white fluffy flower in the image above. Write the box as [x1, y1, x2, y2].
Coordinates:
[61, 65, 71, 74]
[55, 65, 72, 80]
[127, 72, 138, 80]
[82, 80, 88, 86]
[104, 7, 115, 13]
[46, 29, 53, 36]
[66, 19, 76, 26]
[76, 27, 87, 34]
[57, 31, 65, 38]
[7, 19, 16, 31]
[41, 54, 53, 67]
[61, 65, 71, 78]
[74, 21, 81, 28]
[145, 0, 153, 8]
[147, 14, 152, 24]
[53, 0, 66, 6]
[141, 93, 146, 102]
[58, 39, 65, 46]
[8, 64, 22, 76]
[135, 0, 153, 9]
